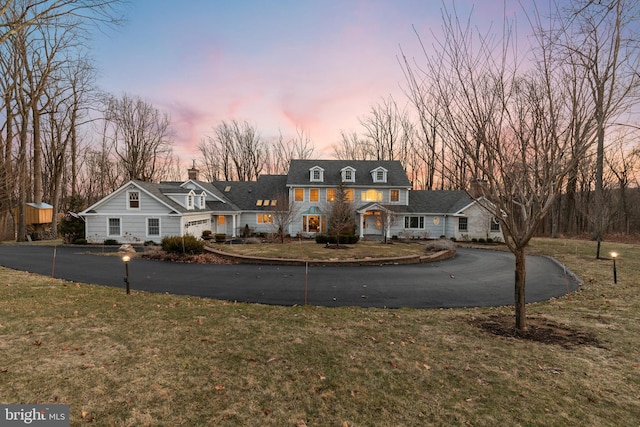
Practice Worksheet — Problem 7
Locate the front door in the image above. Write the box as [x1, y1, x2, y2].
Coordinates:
[363, 212, 382, 235]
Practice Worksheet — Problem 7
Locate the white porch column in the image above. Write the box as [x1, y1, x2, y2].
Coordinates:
[359, 212, 364, 238]
[232, 214, 237, 237]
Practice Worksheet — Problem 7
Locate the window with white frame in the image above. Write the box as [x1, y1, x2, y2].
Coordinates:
[371, 167, 387, 183]
[326, 189, 336, 202]
[458, 217, 468, 231]
[127, 191, 140, 209]
[491, 217, 500, 231]
[108, 218, 121, 236]
[147, 218, 160, 236]
[310, 167, 324, 182]
[294, 188, 304, 201]
[404, 216, 424, 229]
[257, 213, 273, 224]
[361, 189, 382, 202]
[390, 189, 399, 202]
[199, 193, 206, 208]
[310, 189, 319, 202]
[341, 167, 356, 183]
[187, 192, 194, 209]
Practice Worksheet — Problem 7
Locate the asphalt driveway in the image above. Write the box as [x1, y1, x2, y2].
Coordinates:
[0, 244, 580, 308]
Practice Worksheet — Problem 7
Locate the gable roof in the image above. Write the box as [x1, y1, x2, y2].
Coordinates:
[287, 160, 411, 187]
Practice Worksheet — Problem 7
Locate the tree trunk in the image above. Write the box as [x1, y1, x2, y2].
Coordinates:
[514, 247, 527, 332]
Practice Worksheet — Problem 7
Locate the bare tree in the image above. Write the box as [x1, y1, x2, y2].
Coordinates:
[405, 5, 592, 331]
[359, 95, 413, 164]
[331, 130, 370, 161]
[200, 119, 266, 181]
[105, 93, 175, 183]
[270, 127, 315, 174]
[268, 191, 299, 243]
[0, 0, 123, 46]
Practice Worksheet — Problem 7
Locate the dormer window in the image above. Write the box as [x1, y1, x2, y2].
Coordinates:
[341, 166, 356, 183]
[371, 167, 388, 183]
[199, 192, 206, 208]
[187, 191, 195, 209]
[310, 166, 324, 182]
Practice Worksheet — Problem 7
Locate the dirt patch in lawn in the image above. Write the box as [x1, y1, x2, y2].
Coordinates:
[471, 313, 605, 349]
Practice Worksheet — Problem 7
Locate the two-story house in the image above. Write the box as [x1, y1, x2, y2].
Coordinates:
[80, 160, 503, 243]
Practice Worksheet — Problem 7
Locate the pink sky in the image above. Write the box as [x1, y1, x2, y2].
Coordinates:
[91, 0, 517, 163]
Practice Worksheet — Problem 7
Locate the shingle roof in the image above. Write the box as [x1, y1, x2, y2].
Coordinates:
[407, 190, 473, 214]
[134, 180, 190, 213]
[287, 159, 412, 187]
[211, 175, 288, 211]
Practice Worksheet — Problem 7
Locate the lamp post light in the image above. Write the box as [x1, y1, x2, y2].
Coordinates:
[611, 252, 618, 285]
[122, 255, 131, 294]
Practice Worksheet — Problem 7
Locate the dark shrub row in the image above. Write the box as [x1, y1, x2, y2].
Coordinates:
[315, 234, 360, 244]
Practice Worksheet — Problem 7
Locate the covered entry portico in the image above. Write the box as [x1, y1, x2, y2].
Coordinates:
[357, 203, 395, 240]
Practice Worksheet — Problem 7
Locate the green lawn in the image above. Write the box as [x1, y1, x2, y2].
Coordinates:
[0, 238, 638, 426]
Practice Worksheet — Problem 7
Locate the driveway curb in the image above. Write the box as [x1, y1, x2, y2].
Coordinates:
[205, 246, 455, 266]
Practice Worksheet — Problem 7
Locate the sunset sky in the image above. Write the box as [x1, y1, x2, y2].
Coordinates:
[91, 0, 524, 161]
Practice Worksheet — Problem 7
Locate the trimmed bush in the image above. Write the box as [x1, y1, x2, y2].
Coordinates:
[478, 238, 486, 243]
[144, 240, 157, 246]
[316, 234, 359, 244]
[214, 233, 226, 243]
[73, 238, 88, 245]
[103, 239, 119, 246]
[161, 235, 205, 255]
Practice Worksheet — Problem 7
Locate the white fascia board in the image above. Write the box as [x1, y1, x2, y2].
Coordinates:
[79, 180, 136, 214]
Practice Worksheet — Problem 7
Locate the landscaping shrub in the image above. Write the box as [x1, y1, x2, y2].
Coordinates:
[478, 238, 486, 243]
[424, 239, 457, 253]
[316, 234, 359, 244]
[58, 214, 85, 244]
[144, 240, 157, 246]
[161, 235, 205, 255]
[73, 238, 87, 245]
[214, 233, 226, 243]
[487, 237, 494, 243]
[471, 238, 478, 243]
[103, 239, 119, 246]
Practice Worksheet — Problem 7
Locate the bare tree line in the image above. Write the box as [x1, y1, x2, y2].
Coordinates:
[197, 120, 315, 181]
[0, 0, 185, 240]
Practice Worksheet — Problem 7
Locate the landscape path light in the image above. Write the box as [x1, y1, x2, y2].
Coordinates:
[611, 252, 618, 285]
[122, 255, 131, 294]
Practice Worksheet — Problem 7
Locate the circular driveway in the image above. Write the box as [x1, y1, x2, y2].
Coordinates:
[0, 245, 580, 308]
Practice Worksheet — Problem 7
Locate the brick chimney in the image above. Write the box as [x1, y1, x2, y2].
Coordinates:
[188, 160, 199, 181]
[468, 178, 487, 198]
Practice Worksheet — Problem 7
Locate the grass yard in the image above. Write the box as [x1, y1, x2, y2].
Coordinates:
[210, 239, 430, 260]
[0, 238, 639, 426]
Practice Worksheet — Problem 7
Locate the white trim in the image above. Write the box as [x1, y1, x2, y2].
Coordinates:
[126, 190, 140, 210]
[146, 217, 161, 237]
[341, 166, 356, 183]
[107, 217, 122, 237]
[370, 166, 388, 183]
[309, 166, 324, 182]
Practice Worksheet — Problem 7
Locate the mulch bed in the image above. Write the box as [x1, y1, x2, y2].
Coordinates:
[471, 314, 605, 349]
